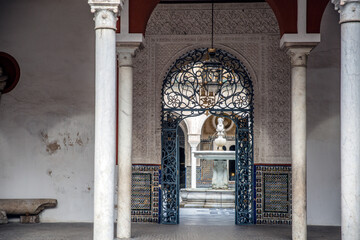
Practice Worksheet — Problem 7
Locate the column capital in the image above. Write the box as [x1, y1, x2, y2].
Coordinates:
[116, 44, 140, 67]
[88, 0, 123, 14]
[188, 134, 201, 148]
[116, 43, 142, 56]
[333, 0, 360, 11]
[88, 0, 122, 30]
[333, 0, 360, 23]
[116, 38, 143, 66]
[284, 45, 316, 67]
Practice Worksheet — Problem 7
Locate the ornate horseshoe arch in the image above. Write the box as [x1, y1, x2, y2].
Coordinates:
[160, 48, 254, 225]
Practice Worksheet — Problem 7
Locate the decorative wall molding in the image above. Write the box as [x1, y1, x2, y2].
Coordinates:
[132, 2, 291, 165]
[146, 3, 279, 35]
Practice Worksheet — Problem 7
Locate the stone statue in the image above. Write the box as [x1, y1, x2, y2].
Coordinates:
[212, 117, 229, 189]
[214, 117, 226, 150]
[216, 117, 225, 137]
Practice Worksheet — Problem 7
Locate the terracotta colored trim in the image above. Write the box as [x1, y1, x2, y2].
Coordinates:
[307, 0, 329, 33]
[0, 52, 20, 94]
[129, 0, 160, 35]
[266, 0, 297, 36]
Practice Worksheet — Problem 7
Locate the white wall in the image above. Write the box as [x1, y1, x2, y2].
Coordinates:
[0, 0, 95, 222]
[307, 3, 341, 226]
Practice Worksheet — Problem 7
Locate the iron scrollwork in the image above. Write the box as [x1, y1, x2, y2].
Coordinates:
[161, 48, 254, 225]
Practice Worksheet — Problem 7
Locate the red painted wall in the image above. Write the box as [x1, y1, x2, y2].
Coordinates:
[126, 0, 330, 38]
[307, 0, 329, 33]
[129, 0, 160, 35]
[266, 0, 298, 36]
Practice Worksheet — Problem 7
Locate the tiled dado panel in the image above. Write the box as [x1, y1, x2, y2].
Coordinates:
[131, 165, 160, 223]
[255, 165, 292, 224]
[131, 164, 291, 224]
[187, 164, 211, 188]
[185, 166, 202, 188]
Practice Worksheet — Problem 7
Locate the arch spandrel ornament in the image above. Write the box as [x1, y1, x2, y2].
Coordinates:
[160, 48, 254, 225]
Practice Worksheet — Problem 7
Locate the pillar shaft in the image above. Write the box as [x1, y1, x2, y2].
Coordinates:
[291, 56, 307, 240]
[191, 146, 197, 188]
[89, 2, 120, 240]
[93, 13, 117, 240]
[337, 1, 360, 239]
[188, 134, 200, 189]
[286, 46, 313, 240]
[116, 50, 134, 239]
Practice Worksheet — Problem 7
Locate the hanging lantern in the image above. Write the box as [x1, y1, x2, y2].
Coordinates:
[201, 48, 223, 96]
[199, 1, 224, 106]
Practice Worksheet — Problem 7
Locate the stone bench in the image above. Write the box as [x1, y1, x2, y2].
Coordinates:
[0, 199, 57, 224]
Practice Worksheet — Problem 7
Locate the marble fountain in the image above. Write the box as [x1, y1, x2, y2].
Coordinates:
[180, 118, 235, 208]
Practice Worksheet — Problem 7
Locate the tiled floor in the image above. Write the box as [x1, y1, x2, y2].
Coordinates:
[0, 209, 341, 240]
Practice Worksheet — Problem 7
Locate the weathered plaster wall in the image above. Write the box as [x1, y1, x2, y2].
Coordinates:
[307, 3, 341, 226]
[0, 0, 95, 222]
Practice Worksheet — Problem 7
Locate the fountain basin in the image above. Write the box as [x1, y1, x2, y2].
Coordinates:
[193, 150, 235, 189]
[193, 151, 235, 160]
[180, 188, 235, 208]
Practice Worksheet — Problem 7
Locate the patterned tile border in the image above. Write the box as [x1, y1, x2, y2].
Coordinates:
[255, 164, 292, 224]
[131, 164, 161, 223]
[131, 163, 291, 224]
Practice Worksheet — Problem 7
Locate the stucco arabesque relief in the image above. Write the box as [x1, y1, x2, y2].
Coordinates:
[131, 2, 291, 164]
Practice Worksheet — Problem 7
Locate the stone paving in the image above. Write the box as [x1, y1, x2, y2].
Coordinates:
[0, 208, 341, 240]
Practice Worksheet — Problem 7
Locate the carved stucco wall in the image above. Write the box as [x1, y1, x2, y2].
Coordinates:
[132, 2, 291, 164]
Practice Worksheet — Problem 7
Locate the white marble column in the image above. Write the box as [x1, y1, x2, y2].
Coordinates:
[188, 134, 200, 189]
[88, 1, 121, 240]
[190, 146, 197, 189]
[116, 43, 140, 239]
[333, 1, 360, 239]
[286, 46, 314, 240]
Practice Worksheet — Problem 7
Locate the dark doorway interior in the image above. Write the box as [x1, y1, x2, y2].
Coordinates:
[179, 147, 186, 188]
[229, 145, 235, 181]
[178, 127, 186, 189]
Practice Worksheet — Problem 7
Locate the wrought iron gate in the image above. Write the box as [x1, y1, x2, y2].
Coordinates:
[160, 48, 254, 224]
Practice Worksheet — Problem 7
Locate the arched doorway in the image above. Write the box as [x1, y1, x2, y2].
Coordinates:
[160, 48, 254, 225]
